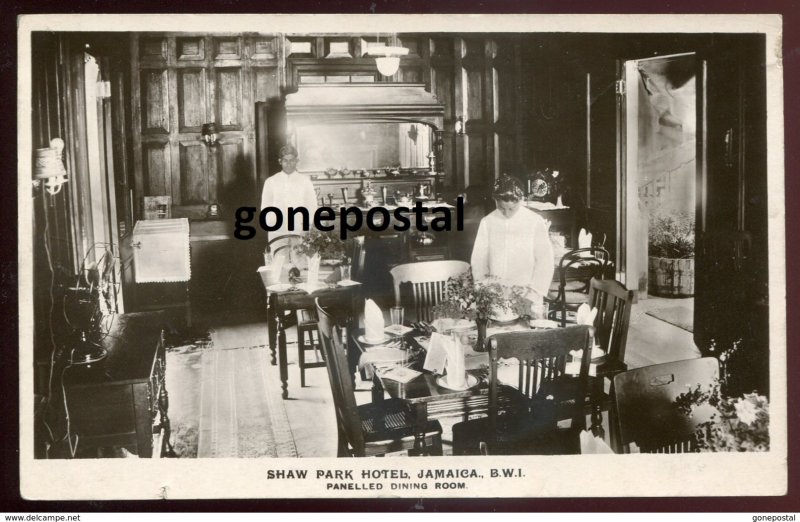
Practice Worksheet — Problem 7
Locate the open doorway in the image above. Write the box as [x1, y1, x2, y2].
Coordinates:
[620, 53, 702, 333]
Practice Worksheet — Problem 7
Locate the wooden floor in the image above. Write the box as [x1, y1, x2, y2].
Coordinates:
[168, 295, 700, 458]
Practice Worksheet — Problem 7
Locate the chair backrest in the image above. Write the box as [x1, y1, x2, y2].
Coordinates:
[557, 247, 611, 285]
[551, 247, 612, 325]
[266, 233, 303, 261]
[613, 357, 720, 453]
[350, 236, 366, 282]
[389, 260, 470, 322]
[315, 298, 365, 456]
[587, 278, 635, 368]
[487, 325, 593, 431]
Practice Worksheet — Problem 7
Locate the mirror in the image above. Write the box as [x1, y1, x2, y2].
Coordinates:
[294, 121, 433, 173]
[284, 84, 445, 175]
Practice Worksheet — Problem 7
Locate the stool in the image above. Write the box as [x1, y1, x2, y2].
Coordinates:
[296, 308, 325, 387]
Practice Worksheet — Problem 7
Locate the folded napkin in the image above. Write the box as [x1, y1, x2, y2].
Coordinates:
[579, 430, 614, 454]
[576, 303, 598, 326]
[257, 266, 278, 288]
[423, 332, 448, 374]
[578, 228, 593, 249]
[271, 254, 285, 277]
[307, 254, 320, 285]
[443, 335, 466, 389]
[364, 299, 385, 343]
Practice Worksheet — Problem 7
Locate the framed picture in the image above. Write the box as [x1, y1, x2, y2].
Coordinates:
[143, 195, 172, 220]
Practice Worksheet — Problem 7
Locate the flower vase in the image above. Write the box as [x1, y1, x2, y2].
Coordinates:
[306, 254, 320, 285]
[474, 317, 489, 352]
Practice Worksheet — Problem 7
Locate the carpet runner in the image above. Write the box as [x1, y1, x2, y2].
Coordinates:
[196, 344, 297, 458]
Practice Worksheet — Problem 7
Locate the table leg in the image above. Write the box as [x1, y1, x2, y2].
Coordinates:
[159, 376, 176, 457]
[278, 315, 289, 399]
[267, 293, 277, 366]
[408, 402, 429, 457]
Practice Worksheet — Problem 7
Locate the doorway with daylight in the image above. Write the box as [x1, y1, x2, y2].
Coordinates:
[620, 53, 702, 334]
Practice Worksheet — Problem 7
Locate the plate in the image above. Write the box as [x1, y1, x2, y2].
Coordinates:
[436, 373, 479, 391]
[357, 334, 391, 345]
[266, 283, 293, 292]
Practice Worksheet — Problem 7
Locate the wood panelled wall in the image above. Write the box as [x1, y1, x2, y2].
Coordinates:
[416, 35, 544, 191]
[32, 33, 78, 385]
[130, 34, 282, 219]
[130, 33, 587, 213]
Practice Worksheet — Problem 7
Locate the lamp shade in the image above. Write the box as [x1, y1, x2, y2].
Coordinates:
[375, 56, 400, 76]
[34, 138, 67, 179]
[34, 138, 68, 195]
[368, 45, 409, 76]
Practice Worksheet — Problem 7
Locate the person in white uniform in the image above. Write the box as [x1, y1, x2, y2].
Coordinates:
[470, 175, 554, 305]
[260, 144, 318, 261]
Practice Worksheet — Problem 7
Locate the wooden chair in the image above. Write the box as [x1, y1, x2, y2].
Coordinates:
[315, 298, 444, 457]
[613, 358, 719, 453]
[265, 233, 321, 386]
[295, 236, 367, 386]
[389, 260, 470, 323]
[589, 278, 635, 378]
[452, 325, 593, 455]
[547, 246, 612, 327]
[266, 233, 303, 262]
[583, 277, 635, 443]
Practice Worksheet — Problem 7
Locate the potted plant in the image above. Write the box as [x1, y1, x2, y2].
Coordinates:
[293, 230, 353, 283]
[432, 269, 529, 351]
[648, 211, 695, 297]
[293, 230, 352, 264]
[674, 381, 769, 452]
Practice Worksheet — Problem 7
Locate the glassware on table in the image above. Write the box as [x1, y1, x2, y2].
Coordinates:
[531, 301, 548, 321]
[339, 264, 351, 282]
[390, 306, 404, 326]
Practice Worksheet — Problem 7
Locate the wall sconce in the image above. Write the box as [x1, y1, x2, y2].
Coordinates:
[201, 123, 218, 146]
[454, 117, 464, 136]
[33, 138, 68, 196]
[367, 44, 409, 76]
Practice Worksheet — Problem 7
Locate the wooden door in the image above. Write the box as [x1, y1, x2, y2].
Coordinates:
[131, 34, 281, 220]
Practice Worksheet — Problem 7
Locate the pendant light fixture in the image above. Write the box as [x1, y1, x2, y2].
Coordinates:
[367, 34, 408, 77]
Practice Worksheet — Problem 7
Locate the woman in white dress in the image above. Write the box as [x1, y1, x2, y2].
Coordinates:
[470, 176, 554, 305]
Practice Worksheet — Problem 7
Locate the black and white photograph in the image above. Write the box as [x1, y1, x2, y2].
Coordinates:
[17, 13, 787, 500]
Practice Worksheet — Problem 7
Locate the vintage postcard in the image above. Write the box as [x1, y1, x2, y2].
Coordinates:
[17, 13, 786, 500]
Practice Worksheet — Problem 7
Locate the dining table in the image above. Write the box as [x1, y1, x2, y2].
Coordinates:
[261, 266, 364, 399]
[355, 317, 609, 455]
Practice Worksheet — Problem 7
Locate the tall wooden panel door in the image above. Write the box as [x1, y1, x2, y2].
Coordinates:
[131, 34, 272, 219]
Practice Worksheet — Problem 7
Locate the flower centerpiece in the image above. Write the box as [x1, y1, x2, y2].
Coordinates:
[648, 211, 695, 297]
[293, 230, 351, 266]
[432, 269, 529, 351]
[293, 230, 352, 284]
[674, 382, 769, 452]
